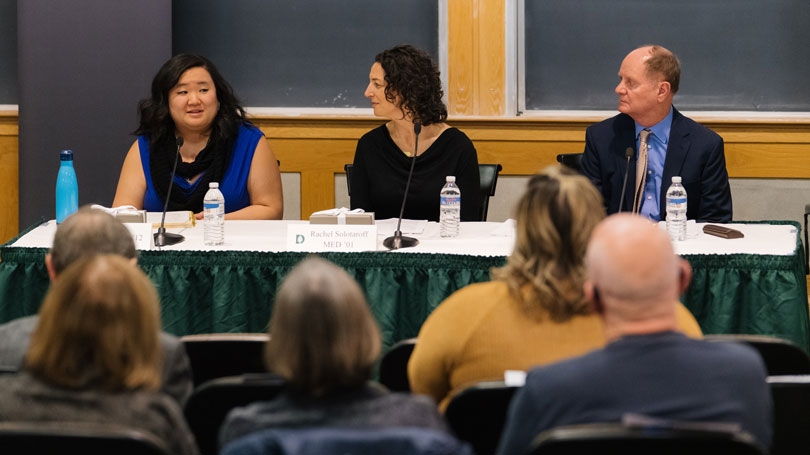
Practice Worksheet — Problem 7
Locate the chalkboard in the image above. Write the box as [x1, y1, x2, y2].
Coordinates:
[522, 0, 810, 111]
[0, 0, 17, 104]
[173, 0, 439, 108]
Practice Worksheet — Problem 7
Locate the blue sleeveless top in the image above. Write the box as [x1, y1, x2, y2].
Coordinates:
[140, 124, 262, 213]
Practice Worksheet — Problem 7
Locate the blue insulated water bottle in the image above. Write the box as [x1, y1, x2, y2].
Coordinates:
[55, 149, 79, 223]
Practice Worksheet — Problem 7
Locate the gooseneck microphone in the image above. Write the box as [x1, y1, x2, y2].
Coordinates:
[617, 146, 634, 213]
[154, 136, 185, 247]
[383, 122, 422, 250]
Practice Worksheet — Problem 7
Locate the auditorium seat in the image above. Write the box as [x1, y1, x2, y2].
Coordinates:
[529, 422, 765, 454]
[0, 421, 171, 454]
[345, 163, 504, 222]
[478, 163, 503, 221]
[444, 381, 520, 455]
[804, 204, 810, 275]
[181, 333, 270, 388]
[556, 153, 583, 173]
[378, 337, 417, 392]
[184, 373, 287, 455]
[703, 334, 810, 375]
[768, 374, 810, 455]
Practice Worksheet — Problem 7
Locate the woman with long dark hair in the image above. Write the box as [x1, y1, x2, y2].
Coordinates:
[113, 54, 282, 219]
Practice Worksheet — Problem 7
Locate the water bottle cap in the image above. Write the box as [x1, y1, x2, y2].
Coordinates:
[671, 176, 682, 183]
[446, 176, 456, 182]
[209, 182, 219, 188]
[60, 149, 73, 161]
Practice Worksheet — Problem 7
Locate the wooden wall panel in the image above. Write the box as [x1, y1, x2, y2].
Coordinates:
[447, 0, 475, 115]
[447, 0, 506, 116]
[476, 0, 506, 115]
[0, 112, 18, 244]
[1, 113, 809, 237]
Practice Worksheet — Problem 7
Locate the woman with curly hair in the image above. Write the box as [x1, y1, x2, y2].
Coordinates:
[350, 44, 480, 222]
[113, 54, 282, 220]
[408, 165, 702, 410]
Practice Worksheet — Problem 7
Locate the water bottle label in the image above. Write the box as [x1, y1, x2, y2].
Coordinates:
[204, 202, 219, 209]
[667, 197, 687, 210]
[441, 196, 460, 205]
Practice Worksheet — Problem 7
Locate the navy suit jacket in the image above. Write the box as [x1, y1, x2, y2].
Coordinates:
[581, 108, 732, 222]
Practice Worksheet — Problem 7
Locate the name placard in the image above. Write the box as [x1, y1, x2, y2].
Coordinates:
[123, 223, 154, 250]
[286, 224, 377, 252]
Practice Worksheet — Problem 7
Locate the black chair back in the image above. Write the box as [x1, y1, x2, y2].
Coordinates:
[444, 381, 520, 455]
[346, 163, 503, 222]
[0, 421, 171, 455]
[181, 333, 269, 388]
[529, 422, 765, 455]
[703, 334, 810, 375]
[556, 153, 583, 173]
[768, 374, 810, 455]
[184, 373, 287, 455]
[345, 163, 354, 197]
[378, 338, 417, 392]
[804, 204, 810, 275]
[478, 163, 503, 221]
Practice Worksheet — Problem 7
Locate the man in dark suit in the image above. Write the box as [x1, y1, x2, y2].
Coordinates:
[496, 214, 771, 454]
[0, 207, 194, 406]
[580, 45, 732, 222]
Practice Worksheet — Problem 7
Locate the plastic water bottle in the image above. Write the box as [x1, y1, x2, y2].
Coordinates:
[204, 182, 225, 246]
[55, 149, 78, 223]
[440, 176, 461, 238]
[666, 176, 687, 241]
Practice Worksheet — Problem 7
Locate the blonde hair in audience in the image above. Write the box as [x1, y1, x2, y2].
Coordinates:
[265, 257, 381, 396]
[492, 165, 606, 321]
[26, 255, 162, 391]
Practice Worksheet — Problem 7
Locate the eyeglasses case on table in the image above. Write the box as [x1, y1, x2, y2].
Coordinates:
[703, 224, 744, 239]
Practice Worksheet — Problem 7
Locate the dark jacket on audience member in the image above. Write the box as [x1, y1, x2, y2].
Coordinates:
[0, 315, 194, 406]
[0, 371, 199, 455]
[496, 332, 772, 454]
[219, 381, 448, 449]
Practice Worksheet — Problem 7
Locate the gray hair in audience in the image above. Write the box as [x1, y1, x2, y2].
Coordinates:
[50, 206, 137, 274]
[265, 257, 381, 396]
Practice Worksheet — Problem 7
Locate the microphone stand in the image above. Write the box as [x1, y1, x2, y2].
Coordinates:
[383, 122, 421, 250]
[154, 137, 186, 247]
[617, 147, 634, 213]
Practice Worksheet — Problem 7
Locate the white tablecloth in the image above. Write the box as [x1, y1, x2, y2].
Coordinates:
[10, 219, 797, 257]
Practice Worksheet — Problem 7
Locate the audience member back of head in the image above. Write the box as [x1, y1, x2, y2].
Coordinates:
[496, 214, 771, 454]
[219, 257, 450, 450]
[0, 254, 199, 455]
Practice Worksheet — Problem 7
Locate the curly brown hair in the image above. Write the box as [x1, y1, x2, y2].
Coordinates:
[375, 44, 447, 126]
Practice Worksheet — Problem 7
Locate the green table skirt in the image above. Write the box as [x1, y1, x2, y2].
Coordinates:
[2, 221, 808, 352]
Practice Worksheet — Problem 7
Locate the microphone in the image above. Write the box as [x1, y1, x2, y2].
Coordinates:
[383, 122, 421, 250]
[154, 136, 185, 247]
[617, 146, 634, 213]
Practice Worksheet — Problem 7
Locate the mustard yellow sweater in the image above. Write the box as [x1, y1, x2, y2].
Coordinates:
[407, 281, 702, 411]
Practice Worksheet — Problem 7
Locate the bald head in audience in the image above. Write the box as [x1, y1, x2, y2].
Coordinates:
[584, 213, 692, 341]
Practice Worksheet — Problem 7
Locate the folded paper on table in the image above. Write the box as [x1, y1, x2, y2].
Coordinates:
[310, 207, 374, 225]
[375, 218, 428, 235]
[91, 204, 146, 224]
[146, 211, 196, 228]
[91, 204, 195, 228]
